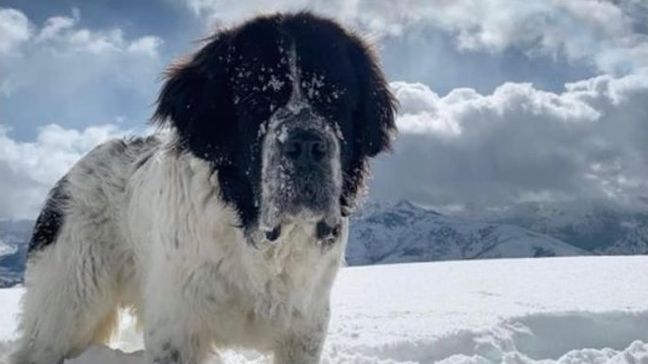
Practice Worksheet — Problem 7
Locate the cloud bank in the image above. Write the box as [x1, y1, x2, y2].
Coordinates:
[371, 71, 648, 209]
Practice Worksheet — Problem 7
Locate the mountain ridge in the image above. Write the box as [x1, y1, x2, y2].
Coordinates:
[3, 200, 648, 286]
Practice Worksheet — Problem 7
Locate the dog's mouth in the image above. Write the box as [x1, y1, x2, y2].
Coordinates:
[255, 168, 342, 247]
[260, 217, 342, 247]
[256, 166, 342, 246]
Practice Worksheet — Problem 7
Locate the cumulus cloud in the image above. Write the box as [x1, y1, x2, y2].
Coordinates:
[0, 8, 31, 55]
[369, 70, 648, 210]
[27, 10, 163, 57]
[0, 124, 128, 220]
[6, 7, 163, 57]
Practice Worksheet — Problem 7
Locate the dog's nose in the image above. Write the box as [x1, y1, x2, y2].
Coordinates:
[283, 129, 329, 164]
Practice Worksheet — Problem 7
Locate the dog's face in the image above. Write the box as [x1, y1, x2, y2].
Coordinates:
[154, 13, 396, 245]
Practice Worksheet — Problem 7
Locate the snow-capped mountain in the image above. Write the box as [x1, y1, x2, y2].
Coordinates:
[0, 220, 31, 288]
[3, 200, 647, 283]
[345, 201, 587, 265]
[465, 200, 648, 255]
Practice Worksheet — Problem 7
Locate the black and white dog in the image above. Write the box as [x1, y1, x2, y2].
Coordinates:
[12, 12, 396, 364]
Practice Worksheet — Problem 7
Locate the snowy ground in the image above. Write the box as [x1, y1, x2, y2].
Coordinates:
[2, 256, 648, 363]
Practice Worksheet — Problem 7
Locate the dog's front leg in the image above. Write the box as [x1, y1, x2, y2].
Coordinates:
[143, 262, 214, 364]
[144, 302, 212, 364]
[144, 296, 215, 364]
[146, 338, 186, 364]
[273, 305, 330, 364]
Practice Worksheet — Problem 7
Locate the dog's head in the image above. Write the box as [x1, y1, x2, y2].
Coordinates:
[153, 12, 396, 245]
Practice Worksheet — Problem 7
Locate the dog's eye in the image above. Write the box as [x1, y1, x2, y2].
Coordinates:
[237, 95, 275, 118]
[313, 103, 351, 129]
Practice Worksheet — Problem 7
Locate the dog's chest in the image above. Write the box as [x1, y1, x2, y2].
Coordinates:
[228, 226, 336, 309]
[195, 231, 340, 348]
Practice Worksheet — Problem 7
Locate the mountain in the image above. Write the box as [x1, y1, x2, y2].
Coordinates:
[345, 201, 587, 265]
[465, 201, 648, 255]
[3, 199, 647, 282]
[0, 219, 32, 288]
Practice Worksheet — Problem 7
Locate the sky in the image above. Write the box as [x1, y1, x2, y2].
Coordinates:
[1, 0, 648, 219]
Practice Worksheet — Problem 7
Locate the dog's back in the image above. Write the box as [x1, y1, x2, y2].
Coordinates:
[28, 136, 160, 256]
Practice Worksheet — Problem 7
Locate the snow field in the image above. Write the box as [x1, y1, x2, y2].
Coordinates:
[1, 256, 648, 363]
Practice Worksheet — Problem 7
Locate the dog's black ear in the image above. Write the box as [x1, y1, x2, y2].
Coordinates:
[349, 38, 398, 158]
[152, 33, 234, 163]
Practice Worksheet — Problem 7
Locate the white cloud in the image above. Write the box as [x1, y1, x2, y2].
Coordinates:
[0, 124, 129, 220]
[127, 36, 164, 56]
[4, 8, 164, 57]
[0, 8, 31, 55]
[36, 15, 77, 42]
[370, 70, 648, 209]
[41, 23, 163, 57]
[392, 79, 602, 137]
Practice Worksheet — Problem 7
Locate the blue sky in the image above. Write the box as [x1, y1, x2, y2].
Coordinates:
[1, 0, 648, 219]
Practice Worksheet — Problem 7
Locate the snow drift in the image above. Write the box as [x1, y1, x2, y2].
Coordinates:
[2, 256, 648, 363]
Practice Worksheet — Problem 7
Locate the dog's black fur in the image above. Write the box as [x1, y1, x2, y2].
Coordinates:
[152, 12, 397, 231]
[28, 177, 69, 255]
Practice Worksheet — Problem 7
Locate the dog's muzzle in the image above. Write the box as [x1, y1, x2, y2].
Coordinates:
[281, 127, 333, 210]
[258, 106, 342, 245]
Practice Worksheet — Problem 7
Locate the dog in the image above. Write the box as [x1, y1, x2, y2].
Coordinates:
[11, 12, 396, 364]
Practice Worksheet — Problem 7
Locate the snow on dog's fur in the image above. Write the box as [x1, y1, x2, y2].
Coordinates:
[11, 12, 396, 364]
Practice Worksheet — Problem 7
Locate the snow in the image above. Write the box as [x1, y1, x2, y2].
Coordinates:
[0, 239, 13, 258]
[2, 256, 648, 363]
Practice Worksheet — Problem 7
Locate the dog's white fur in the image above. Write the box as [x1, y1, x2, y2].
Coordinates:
[12, 134, 347, 364]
